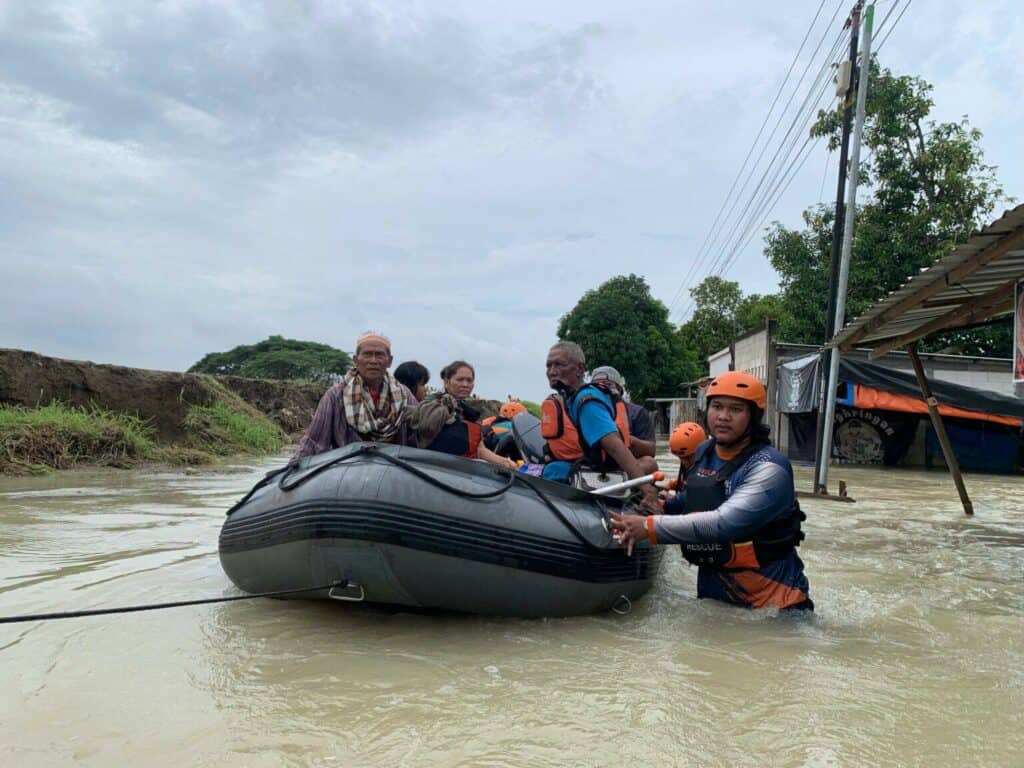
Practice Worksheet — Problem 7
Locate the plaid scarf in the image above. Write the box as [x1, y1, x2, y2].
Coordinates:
[343, 369, 409, 442]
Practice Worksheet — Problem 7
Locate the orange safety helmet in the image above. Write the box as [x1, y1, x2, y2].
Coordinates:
[705, 371, 767, 411]
[669, 422, 707, 458]
[499, 401, 528, 419]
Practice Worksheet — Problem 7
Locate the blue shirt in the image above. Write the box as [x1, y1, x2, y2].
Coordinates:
[541, 386, 619, 482]
[567, 385, 619, 447]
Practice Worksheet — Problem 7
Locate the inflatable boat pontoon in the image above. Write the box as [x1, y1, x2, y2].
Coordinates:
[219, 442, 662, 617]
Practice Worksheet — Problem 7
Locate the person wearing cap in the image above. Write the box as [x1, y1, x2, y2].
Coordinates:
[292, 332, 417, 460]
[589, 366, 657, 458]
[611, 371, 812, 611]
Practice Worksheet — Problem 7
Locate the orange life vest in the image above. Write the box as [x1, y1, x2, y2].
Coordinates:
[463, 420, 483, 459]
[427, 418, 482, 459]
[540, 385, 630, 467]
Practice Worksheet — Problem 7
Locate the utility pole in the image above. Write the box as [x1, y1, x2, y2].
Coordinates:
[813, 1, 864, 493]
[817, 3, 874, 493]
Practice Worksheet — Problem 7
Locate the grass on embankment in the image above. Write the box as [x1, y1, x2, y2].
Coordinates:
[179, 376, 284, 460]
[0, 403, 158, 474]
[1, 381, 285, 475]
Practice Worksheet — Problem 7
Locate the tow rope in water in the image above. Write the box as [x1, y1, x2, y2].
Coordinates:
[0, 581, 347, 625]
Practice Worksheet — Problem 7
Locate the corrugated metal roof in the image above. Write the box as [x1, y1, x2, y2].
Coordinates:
[832, 203, 1024, 352]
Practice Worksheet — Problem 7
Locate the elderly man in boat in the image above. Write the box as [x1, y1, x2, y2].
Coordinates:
[540, 342, 660, 511]
[292, 332, 417, 460]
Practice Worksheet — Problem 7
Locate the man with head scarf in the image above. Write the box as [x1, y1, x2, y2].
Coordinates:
[292, 332, 417, 460]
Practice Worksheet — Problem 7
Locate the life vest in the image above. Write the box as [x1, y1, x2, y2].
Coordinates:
[482, 417, 513, 451]
[427, 418, 482, 459]
[540, 384, 630, 469]
[679, 440, 805, 570]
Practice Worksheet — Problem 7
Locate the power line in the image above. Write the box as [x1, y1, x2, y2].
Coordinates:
[874, 0, 912, 54]
[700, 50, 843, 287]
[673, 23, 851, 320]
[664, 0, 841, 316]
[818, 138, 833, 202]
[669, 3, 846, 318]
[705, 30, 847, 271]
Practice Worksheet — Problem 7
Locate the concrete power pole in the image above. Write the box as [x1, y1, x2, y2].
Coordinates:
[812, 2, 862, 492]
[816, 3, 875, 493]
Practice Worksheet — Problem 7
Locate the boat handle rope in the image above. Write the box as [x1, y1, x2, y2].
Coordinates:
[258, 444, 614, 550]
[0, 581, 348, 625]
[281, 444, 520, 500]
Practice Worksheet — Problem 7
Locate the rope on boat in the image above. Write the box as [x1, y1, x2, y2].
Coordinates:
[0, 581, 347, 625]
[240, 444, 614, 550]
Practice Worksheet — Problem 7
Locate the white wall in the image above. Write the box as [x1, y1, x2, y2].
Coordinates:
[708, 348, 731, 378]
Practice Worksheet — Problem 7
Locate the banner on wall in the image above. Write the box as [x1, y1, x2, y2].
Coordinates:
[776, 354, 819, 413]
[1015, 279, 1024, 384]
[831, 407, 919, 465]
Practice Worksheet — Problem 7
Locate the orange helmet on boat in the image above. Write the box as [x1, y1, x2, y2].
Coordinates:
[499, 401, 528, 419]
[669, 422, 707, 459]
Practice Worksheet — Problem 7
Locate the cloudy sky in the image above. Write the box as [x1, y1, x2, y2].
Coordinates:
[2, 0, 1021, 401]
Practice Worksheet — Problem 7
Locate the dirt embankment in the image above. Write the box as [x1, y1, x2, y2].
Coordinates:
[0, 349, 326, 441]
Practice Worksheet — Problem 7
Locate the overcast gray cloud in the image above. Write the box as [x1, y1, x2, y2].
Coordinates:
[2, 0, 1021, 400]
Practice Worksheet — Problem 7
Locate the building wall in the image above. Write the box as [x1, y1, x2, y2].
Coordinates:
[733, 329, 770, 383]
[708, 349, 731, 378]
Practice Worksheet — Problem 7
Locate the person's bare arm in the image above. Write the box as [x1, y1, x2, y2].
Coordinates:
[599, 432, 643, 478]
[477, 442, 518, 469]
[629, 437, 656, 458]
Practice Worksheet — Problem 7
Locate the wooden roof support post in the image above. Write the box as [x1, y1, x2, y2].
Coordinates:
[907, 343, 974, 516]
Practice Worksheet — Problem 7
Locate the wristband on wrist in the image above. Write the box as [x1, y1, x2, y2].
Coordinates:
[645, 515, 658, 544]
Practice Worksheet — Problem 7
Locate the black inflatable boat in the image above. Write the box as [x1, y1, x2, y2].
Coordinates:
[219, 442, 662, 617]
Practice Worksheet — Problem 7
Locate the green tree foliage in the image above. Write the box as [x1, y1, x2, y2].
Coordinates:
[677, 276, 795, 373]
[557, 274, 699, 400]
[766, 60, 1010, 351]
[189, 336, 352, 384]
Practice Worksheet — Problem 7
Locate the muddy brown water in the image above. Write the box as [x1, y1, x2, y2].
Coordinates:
[1, 450, 1022, 767]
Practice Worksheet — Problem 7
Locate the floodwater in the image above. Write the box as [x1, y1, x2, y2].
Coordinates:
[1, 450, 1022, 768]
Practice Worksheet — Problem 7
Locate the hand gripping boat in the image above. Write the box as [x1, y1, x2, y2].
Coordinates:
[219, 442, 662, 617]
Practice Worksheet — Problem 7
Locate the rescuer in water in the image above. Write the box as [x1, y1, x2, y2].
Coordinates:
[611, 372, 812, 611]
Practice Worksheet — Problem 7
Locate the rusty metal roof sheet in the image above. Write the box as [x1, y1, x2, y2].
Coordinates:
[832, 203, 1024, 351]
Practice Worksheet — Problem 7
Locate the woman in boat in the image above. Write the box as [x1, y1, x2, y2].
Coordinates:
[410, 360, 518, 469]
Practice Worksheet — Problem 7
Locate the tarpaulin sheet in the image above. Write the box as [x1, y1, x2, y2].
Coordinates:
[839, 358, 1024, 422]
[853, 384, 1021, 427]
[925, 419, 1021, 474]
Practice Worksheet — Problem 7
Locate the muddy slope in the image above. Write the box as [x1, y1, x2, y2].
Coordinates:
[0, 349, 325, 441]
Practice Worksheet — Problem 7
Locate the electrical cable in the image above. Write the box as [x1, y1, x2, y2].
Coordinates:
[699, 34, 845, 285]
[665, 0, 843, 316]
[705, 46, 844, 282]
[874, 0, 912, 54]
[673, 22, 850, 320]
[674, 24, 851, 319]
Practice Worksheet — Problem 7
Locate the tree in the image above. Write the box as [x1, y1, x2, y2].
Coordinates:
[676, 276, 795, 373]
[189, 336, 352, 384]
[557, 274, 699, 400]
[766, 60, 1010, 351]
